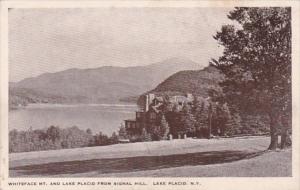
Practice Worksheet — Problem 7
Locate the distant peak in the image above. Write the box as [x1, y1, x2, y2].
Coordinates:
[202, 64, 218, 72]
[148, 57, 200, 69]
[164, 57, 195, 63]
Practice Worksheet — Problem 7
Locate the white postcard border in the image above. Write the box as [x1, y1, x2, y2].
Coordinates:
[1, 1, 300, 190]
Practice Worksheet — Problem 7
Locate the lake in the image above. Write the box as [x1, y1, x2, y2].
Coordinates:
[9, 104, 138, 135]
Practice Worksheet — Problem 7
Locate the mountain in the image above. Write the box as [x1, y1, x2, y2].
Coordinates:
[9, 57, 201, 106]
[139, 65, 223, 99]
[137, 65, 223, 107]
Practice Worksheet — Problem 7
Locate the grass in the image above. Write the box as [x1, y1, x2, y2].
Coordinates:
[9, 136, 292, 177]
[10, 150, 265, 176]
[94, 149, 291, 177]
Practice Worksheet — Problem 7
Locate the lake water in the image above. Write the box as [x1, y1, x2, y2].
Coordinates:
[9, 104, 138, 135]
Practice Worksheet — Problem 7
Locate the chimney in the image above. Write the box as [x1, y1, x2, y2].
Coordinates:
[145, 93, 155, 112]
[145, 95, 149, 112]
[186, 93, 193, 101]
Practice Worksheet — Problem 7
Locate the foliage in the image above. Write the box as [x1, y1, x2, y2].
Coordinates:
[160, 114, 170, 140]
[9, 126, 94, 153]
[164, 111, 181, 138]
[211, 7, 291, 149]
[224, 112, 242, 136]
[180, 103, 196, 136]
[46, 126, 61, 143]
[149, 124, 162, 141]
[211, 103, 231, 136]
[118, 124, 128, 139]
[135, 95, 269, 140]
[9, 87, 68, 109]
[9, 126, 122, 153]
[110, 132, 119, 144]
[93, 132, 109, 146]
[136, 63, 270, 139]
[140, 128, 152, 141]
[193, 97, 210, 137]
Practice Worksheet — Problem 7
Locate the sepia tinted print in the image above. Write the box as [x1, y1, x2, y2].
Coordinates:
[8, 7, 291, 177]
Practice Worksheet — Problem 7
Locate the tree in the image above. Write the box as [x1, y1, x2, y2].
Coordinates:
[212, 103, 231, 136]
[140, 128, 152, 141]
[46, 125, 61, 143]
[86, 128, 92, 135]
[94, 132, 109, 146]
[212, 7, 291, 150]
[180, 103, 196, 137]
[207, 102, 216, 139]
[225, 112, 242, 136]
[60, 126, 92, 148]
[110, 132, 119, 144]
[165, 110, 181, 137]
[118, 123, 128, 139]
[160, 114, 170, 140]
[193, 97, 209, 138]
[85, 128, 95, 145]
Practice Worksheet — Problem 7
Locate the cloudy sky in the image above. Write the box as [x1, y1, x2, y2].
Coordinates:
[9, 8, 234, 82]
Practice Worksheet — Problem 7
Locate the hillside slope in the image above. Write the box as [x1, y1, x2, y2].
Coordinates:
[10, 57, 200, 106]
[138, 65, 223, 104]
[151, 65, 222, 97]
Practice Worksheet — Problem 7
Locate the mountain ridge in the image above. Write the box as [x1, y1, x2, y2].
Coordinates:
[10, 57, 202, 107]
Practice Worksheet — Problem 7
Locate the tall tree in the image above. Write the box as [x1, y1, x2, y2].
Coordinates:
[212, 103, 231, 136]
[140, 127, 152, 142]
[46, 125, 61, 143]
[193, 97, 209, 138]
[224, 112, 242, 136]
[160, 114, 170, 140]
[180, 103, 196, 136]
[212, 7, 291, 149]
[118, 123, 128, 139]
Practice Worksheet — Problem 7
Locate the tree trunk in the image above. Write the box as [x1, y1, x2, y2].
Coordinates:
[208, 104, 212, 139]
[280, 127, 288, 149]
[268, 114, 278, 150]
[208, 118, 211, 139]
[280, 115, 289, 149]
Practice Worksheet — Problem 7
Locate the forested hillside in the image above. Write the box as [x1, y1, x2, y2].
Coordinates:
[149, 65, 222, 97]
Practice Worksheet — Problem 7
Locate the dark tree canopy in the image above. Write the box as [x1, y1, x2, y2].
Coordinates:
[212, 7, 291, 149]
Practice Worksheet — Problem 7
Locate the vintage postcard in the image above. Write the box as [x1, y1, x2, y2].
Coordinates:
[1, 0, 300, 190]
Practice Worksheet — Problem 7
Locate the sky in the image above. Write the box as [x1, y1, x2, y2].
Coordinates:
[9, 8, 234, 82]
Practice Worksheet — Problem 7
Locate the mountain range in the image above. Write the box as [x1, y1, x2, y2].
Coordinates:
[9, 57, 201, 107]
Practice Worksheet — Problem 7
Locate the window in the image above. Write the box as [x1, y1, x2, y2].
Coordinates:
[150, 112, 156, 119]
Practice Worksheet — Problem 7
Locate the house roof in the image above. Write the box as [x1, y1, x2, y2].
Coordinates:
[150, 102, 163, 113]
[154, 97, 164, 102]
[125, 119, 136, 122]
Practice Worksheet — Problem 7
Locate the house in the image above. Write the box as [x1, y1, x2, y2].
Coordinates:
[124, 119, 137, 136]
[124, 93, 194, 137]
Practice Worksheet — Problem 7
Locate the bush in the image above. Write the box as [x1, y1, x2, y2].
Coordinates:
[10, 126, 97, 153]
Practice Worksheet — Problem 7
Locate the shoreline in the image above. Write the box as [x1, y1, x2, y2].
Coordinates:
[10, 102, 138, 109]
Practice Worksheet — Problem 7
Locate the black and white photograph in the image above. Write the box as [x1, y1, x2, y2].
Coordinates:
[1, 1, 300, 190]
